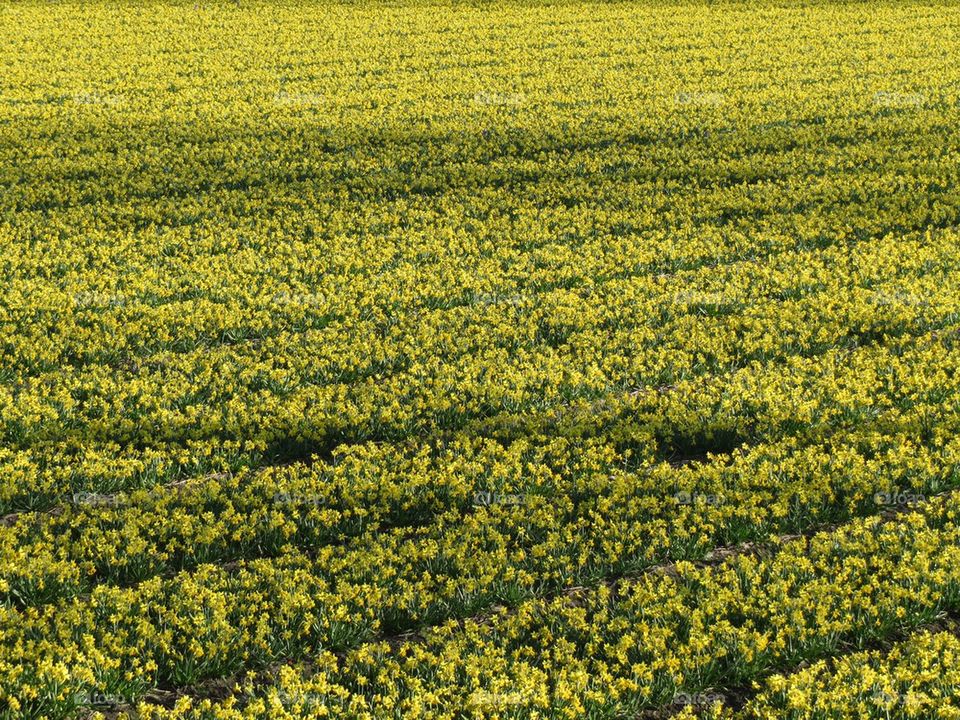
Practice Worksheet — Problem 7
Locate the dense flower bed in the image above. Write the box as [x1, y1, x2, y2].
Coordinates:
[2, 0, 960, 717]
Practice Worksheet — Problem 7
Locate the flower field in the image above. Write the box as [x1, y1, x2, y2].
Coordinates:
[2, 0, 960, 717]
